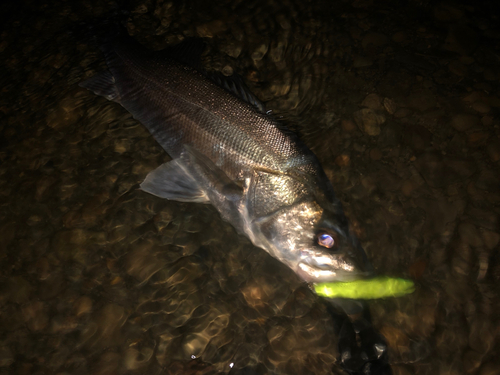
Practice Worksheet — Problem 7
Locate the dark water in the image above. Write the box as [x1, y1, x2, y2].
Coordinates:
[1, 0, 499, 374]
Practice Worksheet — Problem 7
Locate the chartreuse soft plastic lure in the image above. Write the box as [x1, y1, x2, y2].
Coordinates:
[314, 276, 415, 299]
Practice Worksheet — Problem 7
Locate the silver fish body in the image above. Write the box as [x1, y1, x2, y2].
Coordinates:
[80, 36, 371, 283]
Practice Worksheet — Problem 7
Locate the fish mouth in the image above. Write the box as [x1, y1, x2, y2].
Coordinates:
[296, 261, 364, 283]
[296, 248, 370, 283]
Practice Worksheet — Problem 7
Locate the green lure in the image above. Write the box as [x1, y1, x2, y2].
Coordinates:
[314, 276, 415, 299]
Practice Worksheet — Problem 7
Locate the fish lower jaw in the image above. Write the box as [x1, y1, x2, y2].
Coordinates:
[295, 262, 359, 283]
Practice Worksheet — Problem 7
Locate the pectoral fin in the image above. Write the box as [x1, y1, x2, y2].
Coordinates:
[140, 159, 209, 203]
[181, 145, 245, 230]
[182, 145, 243, 200]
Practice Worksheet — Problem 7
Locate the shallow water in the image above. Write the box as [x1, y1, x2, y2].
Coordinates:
[1, 0, 499, 374]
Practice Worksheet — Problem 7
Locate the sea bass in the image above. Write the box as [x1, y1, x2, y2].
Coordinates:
[80, 35, 371, 283]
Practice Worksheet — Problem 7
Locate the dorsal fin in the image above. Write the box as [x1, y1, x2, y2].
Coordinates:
[207, 71, 267, 113]
[161, 38, 267, 113]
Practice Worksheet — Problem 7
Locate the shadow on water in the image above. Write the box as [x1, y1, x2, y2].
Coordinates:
[1, 0, 500, 374]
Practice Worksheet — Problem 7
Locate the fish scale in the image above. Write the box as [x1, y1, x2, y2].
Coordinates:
[106, 38, 312, 177]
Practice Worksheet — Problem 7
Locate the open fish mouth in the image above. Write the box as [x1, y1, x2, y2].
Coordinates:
[296, 249, 369, 283]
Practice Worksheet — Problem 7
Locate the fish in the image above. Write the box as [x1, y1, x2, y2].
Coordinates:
[79, 34, 372, 283]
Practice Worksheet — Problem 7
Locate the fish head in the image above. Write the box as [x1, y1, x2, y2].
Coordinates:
[298, 204, 372, 283]
[256, 201, 371, 283]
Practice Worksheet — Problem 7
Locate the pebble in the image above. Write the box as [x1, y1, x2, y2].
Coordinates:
[7, 276, 32, 304]
[93, 352, 120, 375]
[451, 114, 480, 131]
[448, 60, 467, 77]
[458, 222, 483, 247]
[444, 25, 478, 55]
[485, 141, 500, 162]
[354, 108, 385, 136]
[341, 119, 357, 132]
[352, 55, 373, 67]
[480, 361, 500, 375]
[415, 196, 463, 236]
[362, 32, 389, 48]
[22, 301, 49, 332]
[392, 31, 407, 43]
[401, 180, 414, 197]
[383, 97, 397, 114]
[125, 240, 167, 285]
[407, 89, 436, 112]
[472, 101, 491, 114]
[361, 93, 382, 110]
[414, 151, 476, 188]
[402, 124, 432, 152]
[369, 148, 382, 160]
[475, 170, 500, 192]
[335, 154, 350, 167]
[467, 132, 489, 147]
[466, 206, 499, 231]
[0, 345, 14, 367]
[74, 296, 93, 317]
[481, 115, 494, 127]
[196, 20, 227, 38]
[480, 229, 500, 250]
[123, 346, 154, 370]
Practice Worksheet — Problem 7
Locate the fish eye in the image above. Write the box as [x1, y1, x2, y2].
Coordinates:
[317, 232, 335, 249]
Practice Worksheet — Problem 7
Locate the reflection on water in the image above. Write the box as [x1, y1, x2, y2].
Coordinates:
[1, 0, 500, 374]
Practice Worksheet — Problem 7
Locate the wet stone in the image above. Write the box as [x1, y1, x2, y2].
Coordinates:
[196, 20, 227, 38]
[485, 141, 500, 162]
[0, 222, 17, 251]
[407, 89, 436, 112]
[369, 148, 382, 161]
[125, 240, 167, 285]
[451, 114, 480, 132]
[467, 131, 489, 147]
[352, 55, 373, 68]
[361, 93, 382, 110]
[448, 60, 467, 77]
[481, 116, 494, 127]
[91, 304, 128, 349]
[458, 222, 483, 247]
[5, 276, 32, 304]
[475, 170, 500, 192]
[392, 31, 407, 43]
[341, 119, 357, 132]
[415, 196, 463, 237]
[50, 315, 78, 335]
[444, 25, 478, 55]
[0, 345, 14, 367]
[92, 352, 120, 375]
[401, 124, 432, 152]
[123, 346, 154, 370]
[472, 101, 491, 114]
[1, 305, 23, 332]
[74, 296, 93, 317]
[334, 154, 350, 167]
[414, 151, 476, 188]
[354, 108, 385, 136]
[383, 97, 397, 114]
[22, 301, 49, 332]
[362, 32, 388, 48]
[466, 206, 499, 231]
[480, 229, 500, 250]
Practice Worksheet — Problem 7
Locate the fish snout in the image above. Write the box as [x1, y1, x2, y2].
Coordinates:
[297, 245, 370, 283]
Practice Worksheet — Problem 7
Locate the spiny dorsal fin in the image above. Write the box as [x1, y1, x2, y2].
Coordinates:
[207, 71, 267, 113]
